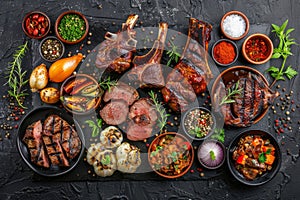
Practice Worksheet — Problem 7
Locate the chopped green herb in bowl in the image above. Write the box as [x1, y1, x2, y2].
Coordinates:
[55, 10, 89, 44]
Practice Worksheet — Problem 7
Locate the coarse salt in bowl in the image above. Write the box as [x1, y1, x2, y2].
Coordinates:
[220, 11, 249, 40]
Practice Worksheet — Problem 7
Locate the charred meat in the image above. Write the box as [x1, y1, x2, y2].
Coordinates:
[103, 81, 139, 105]
[162, 18, 213, 112]
[128, 22, 168, 88]
[95, 14, 138, 73]
[23, 121, 50, 168]
[100, 100, 129, 125]
[220, 72, 279, 127]
[127, 98, 158, 141]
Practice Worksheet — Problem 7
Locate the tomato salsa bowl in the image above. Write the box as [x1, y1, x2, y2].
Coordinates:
[242, 33, 274, 65]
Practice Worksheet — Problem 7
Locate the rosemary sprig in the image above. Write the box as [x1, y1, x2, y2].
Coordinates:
[5, 41, 28, 108]
[166, 40, 181, 66]
[219, 81, 242, 106]
[148, 90, 170, 132]
[99, 76, 117, 92]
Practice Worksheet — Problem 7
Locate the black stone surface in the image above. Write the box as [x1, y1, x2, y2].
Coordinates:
[1, 0, 300, 199]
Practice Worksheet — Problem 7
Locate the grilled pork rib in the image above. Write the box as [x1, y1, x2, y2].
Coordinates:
[162, 18, 213, 112]
[95, 14, 139, 73]
[23, 121, 50, 168]
[128, 22, 168, 88]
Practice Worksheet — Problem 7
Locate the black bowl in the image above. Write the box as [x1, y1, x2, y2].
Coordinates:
[17, 106, 85, 177]
[227, 129, 281, 186]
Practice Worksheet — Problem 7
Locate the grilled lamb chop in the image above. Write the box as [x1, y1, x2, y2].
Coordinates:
[23, 121, 49, 168]
[95, 14, 138, 73]
[127, 98, 158, 141]
[103, 81, 139, 105]
[162, 18, 213, 112]
[220, 72, 279, 127]
[127, 22, 168, 88]
[100, 100, 129, 125]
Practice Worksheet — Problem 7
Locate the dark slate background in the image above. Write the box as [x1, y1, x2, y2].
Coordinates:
[1, 0, 300, 199]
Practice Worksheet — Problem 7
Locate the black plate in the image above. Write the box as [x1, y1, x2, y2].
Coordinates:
[17, 106, 85, 177]
[227, 129, 281, 186]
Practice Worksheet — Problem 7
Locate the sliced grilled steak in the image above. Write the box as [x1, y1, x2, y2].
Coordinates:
[61, 119, 82, 159]
[126, 122, 153, 141]
[127, 98, 158, 141]
[221, 72, 279, 127]
[23, 121, 49, 168]
[100, 100, 129, 125]
[43, 115, 70, 167]
[103, 82, 139, 105]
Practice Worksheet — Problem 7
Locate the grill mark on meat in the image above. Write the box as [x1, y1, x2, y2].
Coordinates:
[22, 121, 50, 168]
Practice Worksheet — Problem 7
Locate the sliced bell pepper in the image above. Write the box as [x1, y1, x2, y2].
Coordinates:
[265, 154, 275, 165]
[70, 81, 94, 95]
[236, 154, 248, 165]
[65, 103, 84, 112]
[85, 98, 97, 110]
[64, 78, 87, 93]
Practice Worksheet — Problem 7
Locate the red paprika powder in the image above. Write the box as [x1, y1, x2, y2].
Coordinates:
[213, 41, 236, 64]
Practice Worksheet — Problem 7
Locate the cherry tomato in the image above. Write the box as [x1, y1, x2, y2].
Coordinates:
[38, 16, 44, 23]
[33, 29, 39, 36]
[40, 27, 45, 35]
[32, 14, 39, 20]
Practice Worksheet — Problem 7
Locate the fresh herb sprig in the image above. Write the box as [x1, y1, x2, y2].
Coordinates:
[211, 128, 225, 143]
[267, 20, 298, 87]
[5, 41, 28, 108]
[210, 150, 216, 161]
[85, 118, 102, 137]
[166, 40, 181, 66]
[258, 149, 272, 163]
[219, 81, 242, 106]
[101, 154, 111, 166]
[189, 126, 205, 138]
[99, 76, 117, 92]
[148, 90, 170, 132]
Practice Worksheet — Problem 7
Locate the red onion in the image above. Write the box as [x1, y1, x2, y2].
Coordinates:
[198, 140, 225, 169]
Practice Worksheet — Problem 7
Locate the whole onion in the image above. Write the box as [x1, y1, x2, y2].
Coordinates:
[198, 140, 225, 169]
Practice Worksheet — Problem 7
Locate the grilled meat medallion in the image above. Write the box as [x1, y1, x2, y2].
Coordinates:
[23, 121, 50, 168]
[23, 115, 82, 168]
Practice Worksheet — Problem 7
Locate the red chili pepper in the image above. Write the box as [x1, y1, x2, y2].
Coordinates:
[38, 16, 44, 23]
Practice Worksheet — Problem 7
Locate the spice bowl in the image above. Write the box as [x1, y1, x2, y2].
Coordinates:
[242, 33, 273, 65]
[55, 10, 89, 45]
[182, 107, 216, 141]
[39, 36, 65, 62]
[211, 39, 239, 67]
[220, 10, 249, 40]
[197, 140, 226, 170]
[22, 11, 50, 39]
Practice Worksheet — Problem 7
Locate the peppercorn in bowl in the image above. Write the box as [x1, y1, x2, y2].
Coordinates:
[182, 107, 216, 141]
[39, 36, 65, 62]
[55, 10, 89, 45]
[242, 33, 273, 65]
